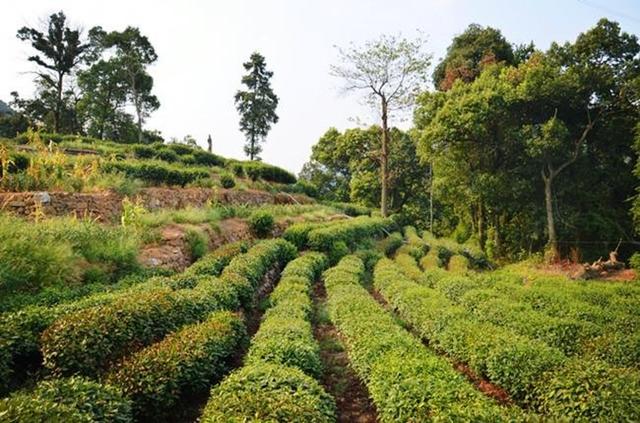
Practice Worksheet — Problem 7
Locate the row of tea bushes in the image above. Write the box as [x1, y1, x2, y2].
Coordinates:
[0, 377, 132, 422]
[396, 254, 599, 356]
[40, 239, 296, 377]
[106, 311, 246, 420]
[325, 255, 520, 422]
[200, 253, 336, 422]
[0, 240, 249, 394]
[376, 258, 640, 420]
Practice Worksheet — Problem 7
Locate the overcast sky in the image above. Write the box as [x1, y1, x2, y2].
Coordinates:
[1, 0, 639, 173]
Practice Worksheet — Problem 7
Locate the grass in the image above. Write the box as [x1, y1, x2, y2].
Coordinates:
[0, 213, 140, 308]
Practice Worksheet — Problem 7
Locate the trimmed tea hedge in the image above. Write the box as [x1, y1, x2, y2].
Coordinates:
[107, 311, 246, 419]
[245, 252, 326, 377]
[377, 258, 640, 419]
[325, 255, 521, 422]
[184, 240, 249, 277]
[375, 258, 565, 402]
[41, 239, 296, 377]
[0, 377, 132, 422]
[102, 160, 210, 186]
[200, 363, 335, 422]
[200, 253, 334, 422]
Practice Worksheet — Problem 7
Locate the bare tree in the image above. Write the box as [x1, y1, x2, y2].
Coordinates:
[331, 34, 431, 216]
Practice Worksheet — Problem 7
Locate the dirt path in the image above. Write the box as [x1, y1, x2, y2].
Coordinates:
[312, 281, 378, 423]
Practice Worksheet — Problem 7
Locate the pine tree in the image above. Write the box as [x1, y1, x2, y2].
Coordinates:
[234, 53, 279, 160]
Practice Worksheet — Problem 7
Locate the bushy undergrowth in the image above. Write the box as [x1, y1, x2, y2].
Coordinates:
[0, 214, 139, 298]
[248, 210, 275, 238]
[378, 257, 640, 419]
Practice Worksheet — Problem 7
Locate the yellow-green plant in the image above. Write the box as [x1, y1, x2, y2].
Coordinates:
[121, 197, 147, 230]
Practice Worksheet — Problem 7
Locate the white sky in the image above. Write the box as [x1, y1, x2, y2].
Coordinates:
[1, 0, 638, 173]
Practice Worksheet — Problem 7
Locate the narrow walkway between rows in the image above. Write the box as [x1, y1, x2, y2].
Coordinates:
[312, 280, 378, 423]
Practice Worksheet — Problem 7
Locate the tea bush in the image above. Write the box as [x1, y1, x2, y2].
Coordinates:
[107, 311, 245, 419]
[201, 363, 335, 423]
[248, 210, 274, 238]
[0, 377, 132, 422]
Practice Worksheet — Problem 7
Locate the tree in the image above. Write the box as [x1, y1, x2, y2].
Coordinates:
[416, 19, 640, 261]
[17, 11, 90, 133]
[331, 34, 431, 217]
[89, 26, 160, 143]
[234, 52, 279, 160]
[207, 134, 212, 153]
[77, 58, 129, 139]
[433, 24, 515, 91]
[300, 126, 431, 224]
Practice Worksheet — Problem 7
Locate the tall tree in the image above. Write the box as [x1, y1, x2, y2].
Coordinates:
[17, 11, 90, 133]
[77, 58, 129, 139]
[89, 26, 160, 143]
[234, 52, 279, 160]
[331, 34, 431, 217]
[433, 23, 515, 91]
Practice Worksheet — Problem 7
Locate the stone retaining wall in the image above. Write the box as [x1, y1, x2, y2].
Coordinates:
[0, 188, 313, 222]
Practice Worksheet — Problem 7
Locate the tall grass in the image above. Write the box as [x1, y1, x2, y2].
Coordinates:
[0, 214, 140, 299]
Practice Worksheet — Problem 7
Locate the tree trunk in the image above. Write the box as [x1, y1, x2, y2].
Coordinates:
[380, 97, 389, 217]
[55, 73, 64, 133]
[429, 163, 434, 233]
[543, 172, 559, 261]
[478, 204, 485, 250]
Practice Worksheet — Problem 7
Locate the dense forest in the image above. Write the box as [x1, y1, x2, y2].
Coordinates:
[301, 19, 640, 262]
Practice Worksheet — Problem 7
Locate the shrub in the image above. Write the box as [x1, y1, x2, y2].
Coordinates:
[307, 216, 391, 252]
[325, 255, 518, 422]
[245, 253, 326, 377]
[102, 160, 210, 186]
[107, 311, 245, 419]
[378, 232, 403, 257]
[532, 359, 640, 421]
[41, 239, 296, 377]
[0, 377, 132, 422]
[193, 149, 225, 167]
[166, 143, 194, 155]
[248, 211, 274, 238]
[185, 228, 208, 260]
[185, 240, 249, 277]
[155, 148, 180, 163]
[229, 162, 245, 177]
[132, 145, 155, 159]
[373, 258, 565, 403]
[220, 172, 235, 188]
[239, 161, 297, 184]
[201, 363, 336, 423]
[448, 255, 469, 272]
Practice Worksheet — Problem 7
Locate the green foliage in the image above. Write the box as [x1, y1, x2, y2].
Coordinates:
[201, 363, 336, 423]
[219, 172, 235, 188]
[0, 377, 132, 422]
[236, 160, 296, 184]
[374, 258, 565, 403]
[185, 240, 249, 277]
[248, 210, 274, 238]
[532, 359, 640, 421]
[245, 253, 326, 377]
[185, 228, 208, 260]
[102, 160, 210, 186]
[107, 311, 245, 419]
[378, 232, 403, 257]
[40, 239, 295, 377]
[234, 52, 279, 160]
[325, 255, 519, 421]
[0, 214, 139, 296]
[433, 23, 516, 90]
